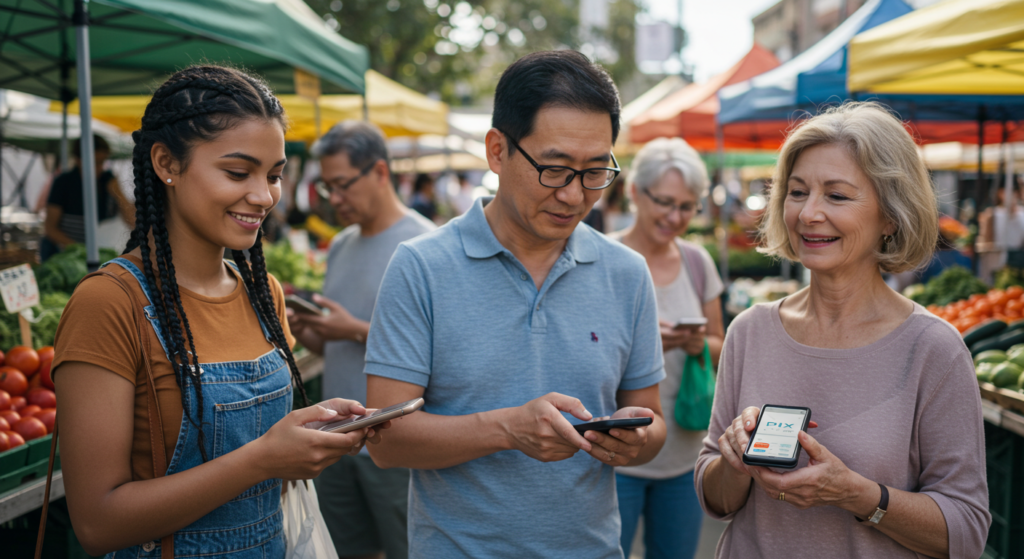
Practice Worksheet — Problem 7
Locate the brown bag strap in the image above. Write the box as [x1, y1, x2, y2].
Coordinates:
[36, 268, 174, 559]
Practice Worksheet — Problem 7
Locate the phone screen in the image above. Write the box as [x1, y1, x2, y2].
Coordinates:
[747, 407, 808, 460]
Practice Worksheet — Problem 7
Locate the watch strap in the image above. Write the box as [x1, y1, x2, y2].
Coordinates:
[855, 483, 889, 524]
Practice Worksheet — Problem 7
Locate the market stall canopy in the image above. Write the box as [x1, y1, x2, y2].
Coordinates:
[0, 0, 369, 98]
[616, 75, 687, 151]
[848, 0, 1024, 96]
[629, 45, 780, 149]
[3, 91, 130, 155]
[718, 0, 911, 125]
[57, 71, 448, 141]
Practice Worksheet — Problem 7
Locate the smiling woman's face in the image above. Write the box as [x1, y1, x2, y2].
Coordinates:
[783, 143, 893, 275]
[161, 118, 286, 252]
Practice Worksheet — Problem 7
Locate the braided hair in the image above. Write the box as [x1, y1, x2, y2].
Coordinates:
[125, 66, 309, 462]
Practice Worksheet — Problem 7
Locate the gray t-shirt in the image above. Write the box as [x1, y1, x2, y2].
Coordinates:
[696, 299, 990, 559]
[618, 240, 723, 480]
[321, 212, 436, 405]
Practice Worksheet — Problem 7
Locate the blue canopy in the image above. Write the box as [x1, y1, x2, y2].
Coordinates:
[719, 0, 912, 124]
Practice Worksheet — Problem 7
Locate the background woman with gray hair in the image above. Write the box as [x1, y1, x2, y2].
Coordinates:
[697, 103, 990, 558]
[614, 137, 725, 559]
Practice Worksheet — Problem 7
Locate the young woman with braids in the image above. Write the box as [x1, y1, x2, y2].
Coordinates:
[51, 65, 385, 557]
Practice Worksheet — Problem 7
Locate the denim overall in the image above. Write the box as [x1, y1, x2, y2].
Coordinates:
[106, 258, 292, 558]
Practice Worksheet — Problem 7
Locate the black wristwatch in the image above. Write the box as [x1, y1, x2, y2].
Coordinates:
[856, 484, 889, 525]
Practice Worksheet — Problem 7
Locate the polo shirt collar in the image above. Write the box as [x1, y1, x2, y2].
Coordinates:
[459, 196, 599, 264]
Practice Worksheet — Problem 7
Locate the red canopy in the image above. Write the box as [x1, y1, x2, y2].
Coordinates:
[629, 44, 781, 150]
[718, 119, 1024, 151]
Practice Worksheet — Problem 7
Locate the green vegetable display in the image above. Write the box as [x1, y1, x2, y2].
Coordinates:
[908, 266, 988, 307]
[0, 291, 71, 349]
[994, 267, 1024, 290]
[34, 244, 118, 294]
[262, 240, 324, 292]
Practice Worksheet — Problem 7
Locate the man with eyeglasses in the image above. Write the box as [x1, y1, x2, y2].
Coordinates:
[287, 120, 434, 559]
[365, 51, 667, 559]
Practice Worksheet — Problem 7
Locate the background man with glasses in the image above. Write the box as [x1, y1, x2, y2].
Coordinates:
[288, 120, 434, 559]
[365, 50, 667, 559]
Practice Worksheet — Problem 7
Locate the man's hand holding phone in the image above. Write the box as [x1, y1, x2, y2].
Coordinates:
[289, 294, 370, 343]
[501, 393, 595, 463]
[579, 407, 655, 467]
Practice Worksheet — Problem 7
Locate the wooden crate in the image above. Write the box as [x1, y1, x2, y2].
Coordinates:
[981, 383, 1024, 415]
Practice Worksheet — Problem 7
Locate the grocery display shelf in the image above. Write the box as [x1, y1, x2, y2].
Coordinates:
[983, 398, 1024, 438]
[0, 469, 62, 525]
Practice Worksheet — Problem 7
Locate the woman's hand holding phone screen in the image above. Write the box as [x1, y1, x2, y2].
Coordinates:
[718, 407, 820, 482]
[250, 398, 391, 480]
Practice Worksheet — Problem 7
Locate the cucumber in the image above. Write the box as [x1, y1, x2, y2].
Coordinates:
[975, 350, 1008, 366]
[963, 319, 1007, 346]
[977, 362, 997, 383]
[993, 362, 1024, 388]
[972, 329, 1024, 355]
[1007, 319, 1024, 331]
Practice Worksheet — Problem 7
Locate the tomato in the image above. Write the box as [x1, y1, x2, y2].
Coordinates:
[1008, 286, 1024, 298]
[0, 416, 8, 432]
[27, 388, 56, 409]
[969, 294, 985, 303]
[5, 430, 25, 448]
[0, 410, 20, 425]
[5, 346, 39, 376]
[0, 431, 8, 452]
[38, 359, 54, 391]
[10, 396, 25, 411]
[0, 367, 28, 397]
[0, 349, 5, 367]
[13, 417, 46, 441]
[0, 389, 8, 411]
[19, 404, 40, 418]
[36, 346, 53, 364]
[34, 408, 55, 433]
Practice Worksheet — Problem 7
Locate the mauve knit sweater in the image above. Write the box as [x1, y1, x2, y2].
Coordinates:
[696, 299, 991, 559]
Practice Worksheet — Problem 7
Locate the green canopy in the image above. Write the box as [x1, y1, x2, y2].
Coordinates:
[0, 0, 369, 98]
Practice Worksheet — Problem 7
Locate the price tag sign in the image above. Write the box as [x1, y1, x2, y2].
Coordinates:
[0, 264, 40, 313]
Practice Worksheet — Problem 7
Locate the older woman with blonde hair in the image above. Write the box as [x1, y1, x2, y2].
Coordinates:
[696, 102, 990, 558]
[614, 137, 724, 559]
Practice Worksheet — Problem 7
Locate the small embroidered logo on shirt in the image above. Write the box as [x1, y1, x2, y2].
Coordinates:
[591, 332, 599, 342]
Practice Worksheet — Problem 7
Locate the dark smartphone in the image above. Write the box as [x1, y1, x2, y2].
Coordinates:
[742, 404, 812, 469]
[291, 288, 318, 304]
[285, 294, 325, 316]
[573, 417, 653, 435]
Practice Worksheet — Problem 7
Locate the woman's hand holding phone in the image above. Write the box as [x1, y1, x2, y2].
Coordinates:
[718, 407, 820, 481]
[250, 398, 387, 480]
[659, 320, 706, 355]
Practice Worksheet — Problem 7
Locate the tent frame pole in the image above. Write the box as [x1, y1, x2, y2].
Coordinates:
[74, 0, 99, 272]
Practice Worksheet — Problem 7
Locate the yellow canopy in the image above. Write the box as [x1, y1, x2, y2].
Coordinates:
[53, 70, 448, 141]
[848, 0, 1024, 94]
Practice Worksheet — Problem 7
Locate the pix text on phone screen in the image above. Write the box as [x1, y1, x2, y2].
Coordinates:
[748, 407, 806, 459]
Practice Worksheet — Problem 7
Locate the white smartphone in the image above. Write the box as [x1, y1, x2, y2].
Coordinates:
[316, 398, 425, 433]
[674, 316, 708, 328]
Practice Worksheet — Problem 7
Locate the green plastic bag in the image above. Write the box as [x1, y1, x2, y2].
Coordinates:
[674, 342, 715, 431]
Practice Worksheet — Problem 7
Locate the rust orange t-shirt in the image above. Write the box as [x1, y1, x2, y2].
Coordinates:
[53, 255, 295, 482]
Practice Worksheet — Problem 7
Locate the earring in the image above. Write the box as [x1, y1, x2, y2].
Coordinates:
[166, 178, 172, 184]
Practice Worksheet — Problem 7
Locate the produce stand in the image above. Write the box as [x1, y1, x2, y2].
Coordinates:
[0, 349, 324, 557]
[981, 398, 1024, 559]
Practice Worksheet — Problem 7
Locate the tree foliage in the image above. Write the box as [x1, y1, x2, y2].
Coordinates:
[305, 0, 644, 105]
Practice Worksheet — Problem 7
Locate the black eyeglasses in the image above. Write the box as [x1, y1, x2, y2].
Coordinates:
[314, 159, 380, 198]
[642, 188, 701, 215]
[501, 131, 620, 190]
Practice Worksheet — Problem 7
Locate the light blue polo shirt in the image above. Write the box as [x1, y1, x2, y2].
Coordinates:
[365, 197, 665, 559]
